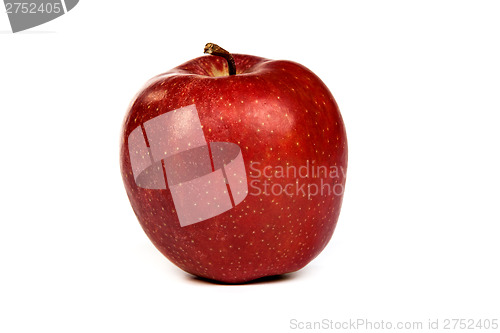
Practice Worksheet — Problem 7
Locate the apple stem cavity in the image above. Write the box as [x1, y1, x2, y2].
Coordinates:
[204, 43, 236, 76]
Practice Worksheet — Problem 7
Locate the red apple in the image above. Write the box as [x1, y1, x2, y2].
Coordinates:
[120, 43, 347, 283]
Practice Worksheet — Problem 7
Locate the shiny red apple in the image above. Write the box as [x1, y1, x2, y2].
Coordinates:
[120, 43, 347, 283]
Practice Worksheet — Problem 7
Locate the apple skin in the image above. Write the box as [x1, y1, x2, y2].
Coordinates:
[120, 52, 347, 283]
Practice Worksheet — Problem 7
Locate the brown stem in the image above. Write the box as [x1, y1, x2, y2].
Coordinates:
[204, 43, 236, 76]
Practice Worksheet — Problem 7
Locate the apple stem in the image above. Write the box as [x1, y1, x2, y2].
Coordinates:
[204, 43, 236, 76]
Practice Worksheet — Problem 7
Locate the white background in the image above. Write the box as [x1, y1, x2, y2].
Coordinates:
[1, 1, 499, 332]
